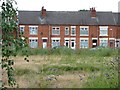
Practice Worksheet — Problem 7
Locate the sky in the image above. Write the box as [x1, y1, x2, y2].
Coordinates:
[0, 0, 120, 12]
[15, 0, 119, 12]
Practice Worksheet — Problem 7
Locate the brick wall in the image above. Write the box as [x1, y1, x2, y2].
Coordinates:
[20, 24, 120, 49]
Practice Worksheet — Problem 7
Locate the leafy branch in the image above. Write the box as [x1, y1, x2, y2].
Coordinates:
[1, 0, 27, 88]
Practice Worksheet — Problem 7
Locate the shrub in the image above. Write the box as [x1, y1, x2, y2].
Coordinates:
[18, 47, 116, 57]
[51, 46, 75, 55]
[95, 48, 114, 57]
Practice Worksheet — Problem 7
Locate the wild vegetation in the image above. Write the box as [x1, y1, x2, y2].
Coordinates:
[11, 47, 119, 88]
[1, 0, 27, 88]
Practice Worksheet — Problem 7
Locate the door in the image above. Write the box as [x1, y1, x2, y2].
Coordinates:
[116, 40, 120, 47]
[110, 40, 114, 48]
[43, 39, 47, 48]
[71, 40, 76, 49]
[92, 39, 97, 48]
[43, 42, 47, 48]
[64, 40, 69, 48]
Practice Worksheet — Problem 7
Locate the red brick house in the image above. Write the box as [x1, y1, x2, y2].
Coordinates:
[18, 7, 120, 49]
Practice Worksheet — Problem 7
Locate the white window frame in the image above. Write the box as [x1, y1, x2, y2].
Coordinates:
[80, 38, 89, 48]
[51, 38, 60, 48]
[99, 38, 108, 47]
[99, 26, 108, 36]
[19, 25, 25, 33]
[52, 27, 60, 35]
[29, 37, 38, 48]
[80, 26, 89, 36]
[65, 27, 69, 35]
[71, 26, 76, 36]
[29, 26, 38, 35]
[64, 39, 69, 48]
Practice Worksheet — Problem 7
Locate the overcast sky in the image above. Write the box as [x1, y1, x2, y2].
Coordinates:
[0, 0, 120, 12]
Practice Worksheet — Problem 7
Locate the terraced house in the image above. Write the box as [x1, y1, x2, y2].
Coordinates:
[18, 7, 120, 49]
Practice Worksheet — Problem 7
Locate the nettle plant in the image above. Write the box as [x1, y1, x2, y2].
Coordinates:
[1, 0, 27, 88]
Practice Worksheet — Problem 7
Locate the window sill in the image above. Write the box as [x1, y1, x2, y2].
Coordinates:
[30, 34, 38, 35]
[99, 35, 108, 36]
[80, 35, 89, 36]
[71, 34, 76, 36]
[52, 34, 60, 35]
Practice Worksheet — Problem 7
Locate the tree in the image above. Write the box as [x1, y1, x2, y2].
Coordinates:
[0, 0, 27, 88]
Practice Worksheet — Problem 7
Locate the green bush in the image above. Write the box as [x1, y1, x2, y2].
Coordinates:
[95, 48, 114, 57]
[18, 47, 117, 57]
[84, 73, 118, 88]
[75, 49, 95, 57]
[18, 47, 50, 56]
[51, 46, 75, 55]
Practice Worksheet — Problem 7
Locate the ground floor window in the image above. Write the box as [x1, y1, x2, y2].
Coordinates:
[29, 39, 38, 48]
[100, 39, 108, 47]
[52, 39, 60, 48]
[80, 39, 88, 48]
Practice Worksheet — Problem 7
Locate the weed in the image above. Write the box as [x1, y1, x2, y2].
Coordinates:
[15, 68, 35, 76]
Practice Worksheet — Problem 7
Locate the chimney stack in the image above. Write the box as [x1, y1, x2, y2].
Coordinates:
[90, 7, 96, 17]
[41, 6, 46, 18]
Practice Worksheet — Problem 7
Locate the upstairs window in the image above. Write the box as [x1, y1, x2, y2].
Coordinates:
[71, 26, 76, 36]
[29, 26, 38, 35]
[99, 26, 108, 36]
[52, 27, 60, 35]
[80, 26, 89, 36]
[65, 27, 69, 35]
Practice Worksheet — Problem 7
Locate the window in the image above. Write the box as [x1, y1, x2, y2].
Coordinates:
[65, 27, 69, 35]
[80, 39, 88, 48]
[71, 26, 76, 36]
[29, 39, 38, 48]
[51, 38, 60, 48]
[99, 26, 108, 36]
[19, 26, 25, 33]
[100, 39, 108, 47]
[29, 26, 38, 35]
[52, 27, 60, 35]
[80, 26, 89, 36]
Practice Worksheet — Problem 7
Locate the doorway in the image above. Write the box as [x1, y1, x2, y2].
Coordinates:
[70, 40, 76, 49]
[110, 40, 114, 48]
[43, 39, 47, 48]
[92, 39, 97, 48]
[64, 40, 69, 48]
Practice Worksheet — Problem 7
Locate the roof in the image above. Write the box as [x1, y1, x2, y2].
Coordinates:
[113, 13, 120, 25]
[18, 10, 119, 25]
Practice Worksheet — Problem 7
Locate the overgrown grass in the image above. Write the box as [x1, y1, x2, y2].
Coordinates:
[84, 71, 118, 88]
[42, 64, 100, 74]
[15, 68, 35, 76]
[18, 47, 117, 57]
[14, 47, 119, 88]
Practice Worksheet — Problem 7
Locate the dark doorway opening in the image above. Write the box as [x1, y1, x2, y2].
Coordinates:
[92, 40, 97, 48]
[110, 40, 114, 48]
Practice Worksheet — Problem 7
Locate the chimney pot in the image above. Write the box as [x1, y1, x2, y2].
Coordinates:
[41, 6, 46, 18]
[90, 7, 96, 17]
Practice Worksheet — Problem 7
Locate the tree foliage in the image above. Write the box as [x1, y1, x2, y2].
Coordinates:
[0, 0, 27, 88]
